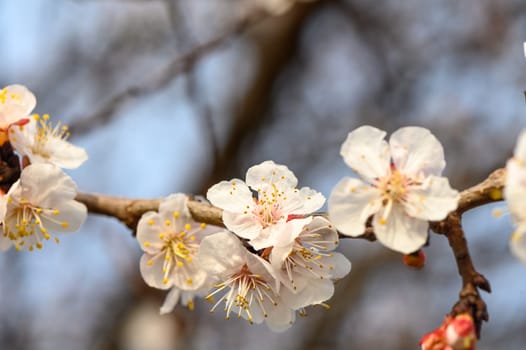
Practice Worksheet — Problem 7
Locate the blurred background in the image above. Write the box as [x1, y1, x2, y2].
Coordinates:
[1, 0, 525, 349]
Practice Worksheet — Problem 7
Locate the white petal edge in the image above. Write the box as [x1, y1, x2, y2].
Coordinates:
[404, 176, 459, 221]
[207, 179, 254, 212]
[340, 125, 390, 182]
[245, 160, 298, 192]
[390, 126, 446, 178]
[373, 204, 428, 254]
[328, 177, 382, 236]
[160, 287, 181, 315]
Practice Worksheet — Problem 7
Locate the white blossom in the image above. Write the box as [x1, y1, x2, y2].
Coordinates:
[505, 129, 526, 262]
[328, 126, 459, 254]
[137, 193, 219, 295]
[0, 163, 87, 251]
[0, 84, 36, 130]
[270, 216, 351, 310]
[198, 231, 295, 331]
[207, 160, 324, 250]
[9, 114, 88, 169]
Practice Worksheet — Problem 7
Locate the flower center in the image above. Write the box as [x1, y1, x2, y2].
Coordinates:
[381, 170, 409, 203]
[252, 183, 285, 227]
[3, 197, 66, 251]
[282, 234, 336, 290]
[31, 114, 70, 158]
[157, 219, 201, 286]
[206, 264, 277, 324]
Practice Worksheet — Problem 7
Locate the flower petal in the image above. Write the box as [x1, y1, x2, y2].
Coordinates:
[340, 126, 390, 182]
[404, 176, 459, 221]
[40, 199, 87, 233]
[223, 211, 262, 240]
[140, 253, 173, 290]
[207, 179, 254, 212]
[160, 287, 181, 315]
[198, 231, 246, 277]
[373, 204, 428, 254]
[265, 304, 295, 333]
[506, 159, 526, 222]
[0, 85, 36, 128]
[390, 126, 446, 178]
[245, 160, 298, 193]
[328, 177, 382, 236]
[510, 225, 526, 264]
[136, 211, 165, 254]
[0, 233, 12, 251]
[513, 129, 526, 161]
[322, 252, 352, 279]
[253, 217, 311, 251]
[280, 187, 325, 214]
[17, 164, 77, 206]
[280, 277, 334, 309]
[299, 216, 339, 252]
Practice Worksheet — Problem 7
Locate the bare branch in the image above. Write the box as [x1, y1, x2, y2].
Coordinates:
[68, 11, 267, 136]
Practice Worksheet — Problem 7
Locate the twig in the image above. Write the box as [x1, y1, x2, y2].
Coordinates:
[68, 11, 267, 136]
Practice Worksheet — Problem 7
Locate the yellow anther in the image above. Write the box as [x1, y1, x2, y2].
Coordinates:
[54, 237, 60, 244]
[33, 114, 40, 121]
[176, 261, 184, 267]
[6, 197, 11, 203]
[36, 243, 43, 250]
[165, 220, 171, 226]
[184, 223, 191, 231]
[200, 223, 207, 229]
[36, 208, 42, 214]
[147, 260, 153, 266]
[163, 277, 168, 284]
[173, 211, 180, 218]
[148, 219, 155, 226]
[489, 188, 503, 201]
[41, 227, 47, 234]
[379, 218, 387, 225]
[144, 241, 151, 247]
[159, 233, 164, 240]
[52, 209, 60, 215]
[61, 222, 69, 228]
[187, 300, 195, 311]
[29, 246, 34, 252]
[186, 278, 193, 285]
[43, 114, 50, 120]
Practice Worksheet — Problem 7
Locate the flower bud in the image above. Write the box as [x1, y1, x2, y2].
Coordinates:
[403, 249, 426, 269]
[445, 314, 476, 350]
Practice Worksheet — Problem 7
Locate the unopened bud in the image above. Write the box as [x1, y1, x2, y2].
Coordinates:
[403, 249, 426, 269]
[445, 314, 476, 350]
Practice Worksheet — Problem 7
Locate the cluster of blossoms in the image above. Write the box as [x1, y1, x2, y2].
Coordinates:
[420, 313, 477, 350]
[0, 84, 87, 252]
[138, 161, 351, 330]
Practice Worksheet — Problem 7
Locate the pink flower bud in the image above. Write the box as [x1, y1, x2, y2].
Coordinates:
[403, 249, 426, 269]
[445, 314, 476, 350]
